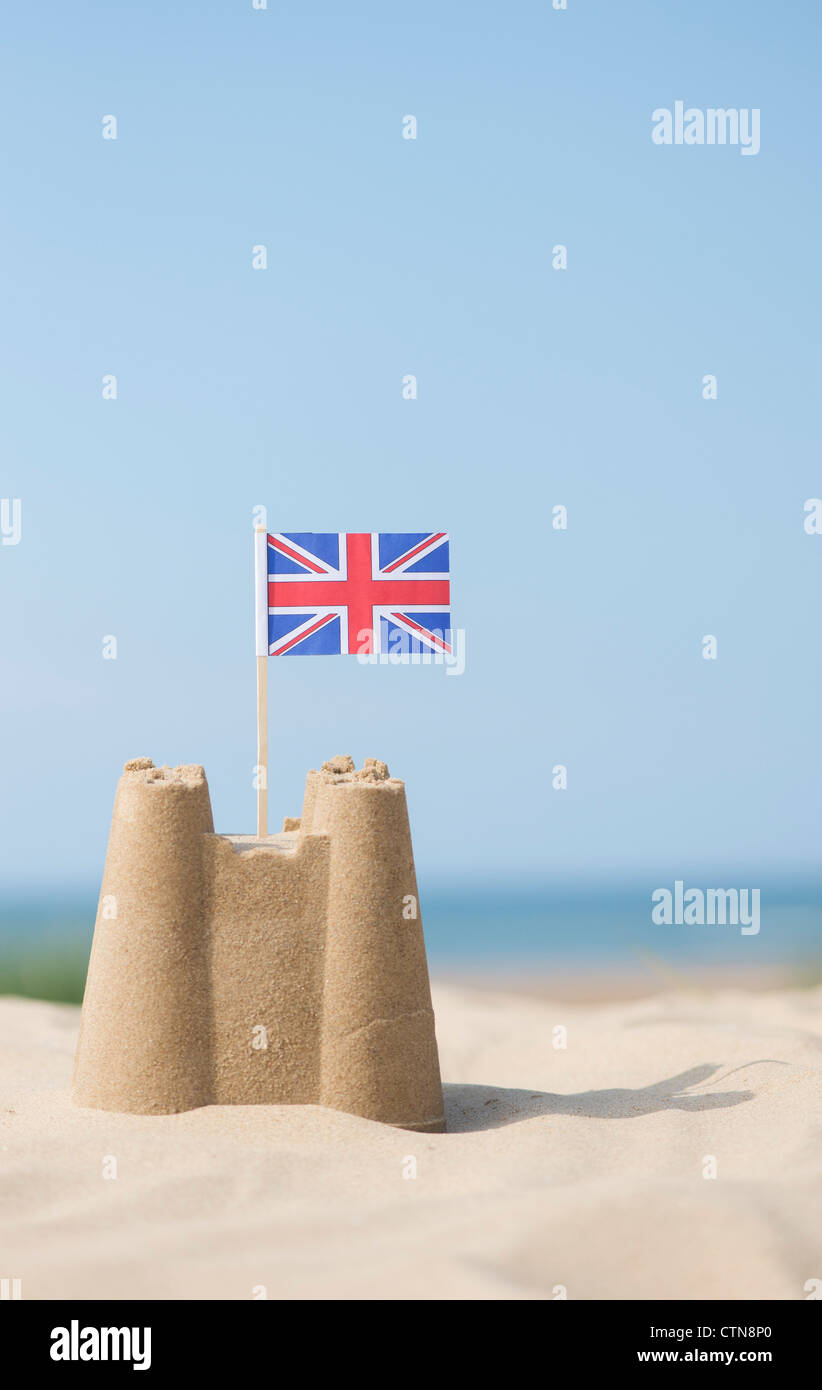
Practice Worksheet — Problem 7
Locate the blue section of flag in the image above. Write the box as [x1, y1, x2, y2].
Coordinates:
[403, 541, 449, 574]
[380, 612, 452, 654]
[269, 612, 315, 642]
[269, 612, 341, 654]
[284, 533, 341, 568]
[378, 533, 430, 569]
[268, 549, 309, 575]
[293, 616, 341, 654]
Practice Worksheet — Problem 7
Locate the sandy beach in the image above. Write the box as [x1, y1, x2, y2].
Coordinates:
[2, 982, 821, 1301]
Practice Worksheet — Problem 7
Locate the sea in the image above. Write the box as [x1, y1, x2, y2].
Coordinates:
[2, 879, 821, 982]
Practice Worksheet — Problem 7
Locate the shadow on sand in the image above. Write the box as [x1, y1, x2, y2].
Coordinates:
[442, 1062, 779, 1133]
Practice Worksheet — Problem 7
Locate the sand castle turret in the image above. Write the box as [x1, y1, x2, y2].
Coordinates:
[73, 755, 445, 1132]
[73, 759, 214, 1114]
[309, 757, 444, 1129]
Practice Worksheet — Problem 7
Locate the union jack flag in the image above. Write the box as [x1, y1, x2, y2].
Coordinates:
[262, 532, 451, 656]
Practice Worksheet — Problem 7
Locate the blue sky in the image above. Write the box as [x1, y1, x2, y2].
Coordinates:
[2, 0, 821, 892]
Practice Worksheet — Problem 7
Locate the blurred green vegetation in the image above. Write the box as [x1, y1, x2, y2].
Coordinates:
[0, 942, 90, 1004]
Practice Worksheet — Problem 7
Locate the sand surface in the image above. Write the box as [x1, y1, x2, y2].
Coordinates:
[2, 983, 821, 1300]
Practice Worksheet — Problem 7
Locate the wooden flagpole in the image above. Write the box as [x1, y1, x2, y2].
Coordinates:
[254, 525, 269, 838]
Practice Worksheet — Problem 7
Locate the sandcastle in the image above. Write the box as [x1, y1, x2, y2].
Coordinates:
[73, 755, 445, 1132]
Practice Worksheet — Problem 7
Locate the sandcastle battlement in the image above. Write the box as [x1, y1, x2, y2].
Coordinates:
[72, 756, 445, 1131]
